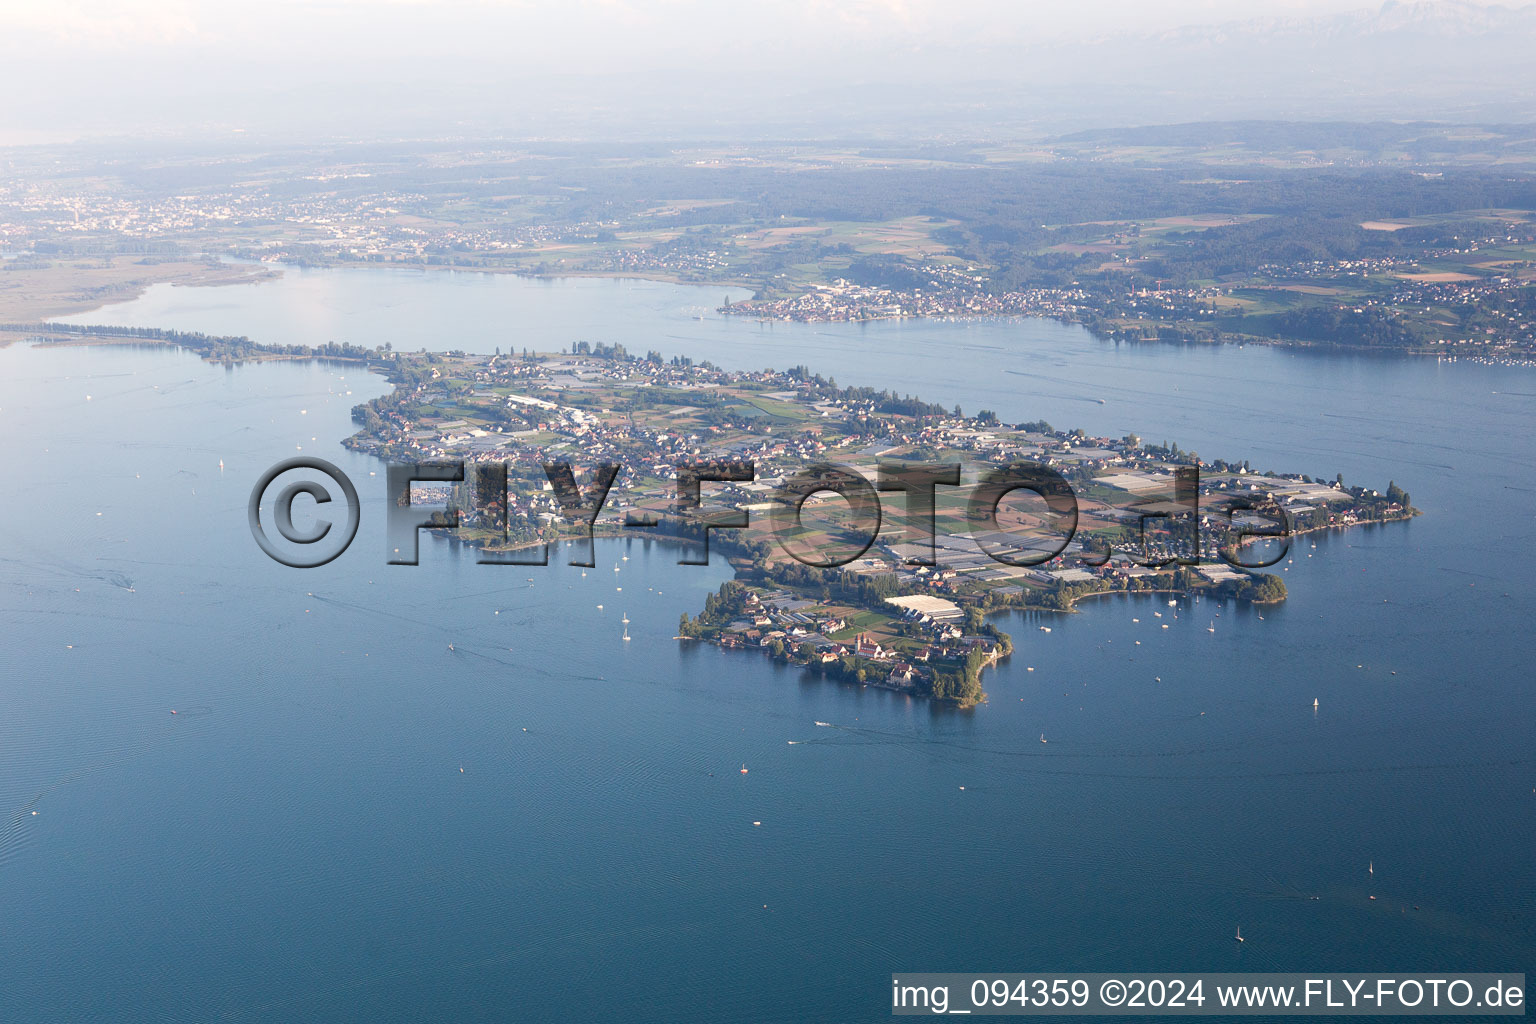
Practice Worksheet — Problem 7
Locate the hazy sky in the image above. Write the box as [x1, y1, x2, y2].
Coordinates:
[0, 0, 1530, 143]
[0, 0, 1500, 57]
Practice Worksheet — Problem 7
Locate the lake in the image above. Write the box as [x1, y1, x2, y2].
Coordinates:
[4, 266, 1532, 1021]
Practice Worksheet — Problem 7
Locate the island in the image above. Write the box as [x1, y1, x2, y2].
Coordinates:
[11, 323, 1418, 706]
[332, 343, 1416, 706]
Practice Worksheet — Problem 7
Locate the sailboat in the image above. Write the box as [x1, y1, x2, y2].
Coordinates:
[1040, 733, 1047, 744]
[1207, 620, 1216, 632]
[1313, 698, 1319, 708]
[621, 612, 630, 624]
[622, 626, 631, 642]
[1235, 926, 1244, 943]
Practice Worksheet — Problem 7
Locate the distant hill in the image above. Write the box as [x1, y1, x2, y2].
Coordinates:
[1045, 121, 1536, 166]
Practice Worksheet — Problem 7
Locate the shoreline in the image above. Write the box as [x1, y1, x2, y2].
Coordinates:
[13, 259, 1532, 364]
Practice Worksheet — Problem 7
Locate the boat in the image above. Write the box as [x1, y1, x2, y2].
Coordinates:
[1039, 626, 1051, 633]
[815, 721, 831, 727]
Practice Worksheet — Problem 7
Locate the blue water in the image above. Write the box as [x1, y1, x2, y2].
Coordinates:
[4, 270, 1533, 1021]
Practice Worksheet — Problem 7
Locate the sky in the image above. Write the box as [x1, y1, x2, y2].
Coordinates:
[0, 0, 1531, 143]
[0, 0, 1463, 55]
